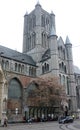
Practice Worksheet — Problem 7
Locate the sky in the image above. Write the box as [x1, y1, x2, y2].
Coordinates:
[0, 0, 80, 68]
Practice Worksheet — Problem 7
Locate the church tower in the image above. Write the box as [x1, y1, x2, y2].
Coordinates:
[22, 2, 77, 112]
[23, 2, 56, 62]
[65, 36, 77, 112]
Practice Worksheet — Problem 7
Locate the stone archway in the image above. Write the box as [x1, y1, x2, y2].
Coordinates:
[7, 78, 23, 121]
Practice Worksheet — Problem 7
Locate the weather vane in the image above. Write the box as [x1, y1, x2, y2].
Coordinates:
[37, 0, 40, 4]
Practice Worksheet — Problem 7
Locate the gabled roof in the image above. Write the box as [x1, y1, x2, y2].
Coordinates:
[41, 49, 51, 62]
[0, 45, 36, 66]
[57, 36, 65, 49]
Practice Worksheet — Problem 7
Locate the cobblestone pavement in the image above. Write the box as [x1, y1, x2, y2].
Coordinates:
[0, 120, 80, 130]
[0, 122, 60, 130]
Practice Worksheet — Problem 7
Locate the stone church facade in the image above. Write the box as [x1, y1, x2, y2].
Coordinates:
[0, 2, 80, 120]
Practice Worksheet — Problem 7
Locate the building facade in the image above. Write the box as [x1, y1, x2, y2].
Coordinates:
[0, 2, 80, 121]
[23, 2, 77, 112]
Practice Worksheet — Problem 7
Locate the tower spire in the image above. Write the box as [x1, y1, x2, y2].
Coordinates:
[35, 0, 41, 7]
[37, 0, 40, 5]
[65, 36, 71, 44]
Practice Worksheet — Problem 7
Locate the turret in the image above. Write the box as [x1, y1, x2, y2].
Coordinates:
[65, 36, 77, 112]
[50, 11, 56, 31]
[35, 1, 41, 26]
[49, 26, 59, 76]
[65, 36, 73, 61]
[23, 11, 28, 53]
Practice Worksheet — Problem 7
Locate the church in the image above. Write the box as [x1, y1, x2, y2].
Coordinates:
[0, 2, 80, 121]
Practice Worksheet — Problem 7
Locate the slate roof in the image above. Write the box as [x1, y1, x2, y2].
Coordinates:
[0, 45, 36, 66]
[41, 49, 51, 62]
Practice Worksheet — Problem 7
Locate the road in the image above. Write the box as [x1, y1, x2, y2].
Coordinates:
[0, 120, 80, 130]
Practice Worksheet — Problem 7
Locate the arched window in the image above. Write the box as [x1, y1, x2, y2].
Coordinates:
[32, 15, 36, 28]
[29, 18, 32, 30]
[32, 32, 36, 48]
[44, 63, 47, 71]
[18, 64, 21, 72]
[8, 78, 23, 114]
[15, 63, 18, 71]
[42, 32, 47, 48]
[21, 65, 24, 73]
[5, 60, 9, 70]
[42, 63, 49, 74]
[63, 50, 65, 59]
[8, 78, 22, 99]
[59, 63, 61, 70]
[33, 68, 36, 76]
[27, 37, 30, 50]
[41, 15, 45, 27]
[68, 99, 71, 110]
[29, 36, 31, 50]
[29, 66, 32, 76]
[63, 75, 65, 85]
[66, 77, 69, 95]
[59, 74, 61, 84]
[2, 59, 5, 69]
[46, 64, 49, 71]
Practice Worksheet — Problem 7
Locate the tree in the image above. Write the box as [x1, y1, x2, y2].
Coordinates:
[27, 76, 67, 109]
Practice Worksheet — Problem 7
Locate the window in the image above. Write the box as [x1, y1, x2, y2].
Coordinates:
[41, 15, 45, 27]
[8, 78, 22, 99]
[32, 15, 36, 28]
[29, 67, 31, 75]
[59, 74, 61, 84]
[67, 77, 69, 95]
[18, 64, 21, 72]
[29, 18, 32, 30]
[2, 60, 5, 69]
[29, 66, 36, 76]
[5, 60, 9, 70]
[15, 63, 18, 71]
[63, 75, 65, 85]
[42, 32, 47, 48]
[32, 32, 36, 48]
[42, 63, 49, 74]
[21, 65, 24, 73]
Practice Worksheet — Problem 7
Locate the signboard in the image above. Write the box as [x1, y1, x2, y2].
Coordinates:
[24, 106, 29, 112]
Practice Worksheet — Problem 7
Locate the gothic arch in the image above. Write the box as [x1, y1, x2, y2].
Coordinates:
[42, 62, 49, 74]
[7, 77, 23, 114]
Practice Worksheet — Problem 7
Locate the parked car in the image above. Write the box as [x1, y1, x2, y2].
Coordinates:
[58, 116, 74, 124]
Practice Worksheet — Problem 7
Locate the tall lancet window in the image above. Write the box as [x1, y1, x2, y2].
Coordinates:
[42, 32, 47, 48]
[32, 15, 36, 28]
[41, 15, 45, 27]
[32, 32, 36, 48]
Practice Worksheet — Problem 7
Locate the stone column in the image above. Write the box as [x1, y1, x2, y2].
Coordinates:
[0, 81, 4, 119]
